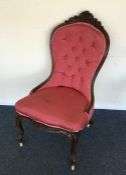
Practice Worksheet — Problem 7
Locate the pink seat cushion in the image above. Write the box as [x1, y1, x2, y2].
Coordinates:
[16, 87, 89, 132]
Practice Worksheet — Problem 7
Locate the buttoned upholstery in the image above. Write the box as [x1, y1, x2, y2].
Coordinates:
[40, 23, 106, 102]
[16, 22, 106, 132]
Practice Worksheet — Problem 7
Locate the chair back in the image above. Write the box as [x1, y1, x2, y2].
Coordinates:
[42, 11, 110, 103]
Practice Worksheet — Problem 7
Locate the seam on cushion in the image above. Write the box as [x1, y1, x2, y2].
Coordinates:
[36, 86, 90, 108]
[16, 111, 85, 133]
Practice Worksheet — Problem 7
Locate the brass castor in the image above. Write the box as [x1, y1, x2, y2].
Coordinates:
[86, 123, 92, 128]
[86, 119, 94, 128]
[19, 142, 23, 147]
[70, 163, 76, 171]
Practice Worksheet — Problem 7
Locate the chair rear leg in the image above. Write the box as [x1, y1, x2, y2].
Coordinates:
[16, 113, 24, 147]
[69, 133, 78, 171]
[86, 119, 94, 128]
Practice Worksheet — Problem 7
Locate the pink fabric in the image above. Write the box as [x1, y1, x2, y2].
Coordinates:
[40, 23, 106, 103]
[16, 87, 89, 132]
[16, 22, 107, 132]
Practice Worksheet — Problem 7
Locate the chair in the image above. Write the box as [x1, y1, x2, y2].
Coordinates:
[15, 11, 110, 171]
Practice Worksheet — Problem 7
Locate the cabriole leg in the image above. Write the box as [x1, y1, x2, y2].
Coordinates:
[69, 133, 78, 171]
[16, 113, 24, 147]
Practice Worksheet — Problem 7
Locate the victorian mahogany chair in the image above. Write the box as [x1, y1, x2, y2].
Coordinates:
[15, 11, 110, 171]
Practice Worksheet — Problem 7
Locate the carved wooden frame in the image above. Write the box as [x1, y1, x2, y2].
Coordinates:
[16, 11, 110, 171]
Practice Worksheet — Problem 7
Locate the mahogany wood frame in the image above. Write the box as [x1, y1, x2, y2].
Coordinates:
[16, 11, 110, 171]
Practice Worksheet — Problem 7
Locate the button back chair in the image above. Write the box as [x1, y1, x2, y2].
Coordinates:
[15, 11, 110, 171]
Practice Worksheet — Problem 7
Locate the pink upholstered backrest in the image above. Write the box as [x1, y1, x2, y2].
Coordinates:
[42, 23, 106, 102]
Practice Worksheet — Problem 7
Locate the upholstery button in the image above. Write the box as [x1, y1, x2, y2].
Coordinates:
[80, 77, 84, 82]
[71, 74, 75, 79]
[75, 56, 79, 61]
[91, 41, 96, 48]
[85, 60, 92, 64]
[78, 67, 83, 72]
[61, 72, 66, 76]
[68, 65, 72, 69]
[79, 36, 82, 42]
[63, 54, 68, 60]
[62, 37, 67, 41]
[72, 46, 76, 51]
[82, 48, 86, 53]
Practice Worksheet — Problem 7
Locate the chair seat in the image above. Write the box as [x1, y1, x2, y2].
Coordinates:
[15, 87, 89, 132]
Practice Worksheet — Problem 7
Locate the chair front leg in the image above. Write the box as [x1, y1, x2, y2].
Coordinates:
[16, 113, 24, 147]
[69, 133, 78, 171]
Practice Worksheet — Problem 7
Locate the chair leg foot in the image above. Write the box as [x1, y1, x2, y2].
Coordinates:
[19, 142, 24, 147]
[86, 119, 94, 128]
[16, 114, 24, 146]
[70, 163, 76, 171]
[69, 133, 78, 171]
